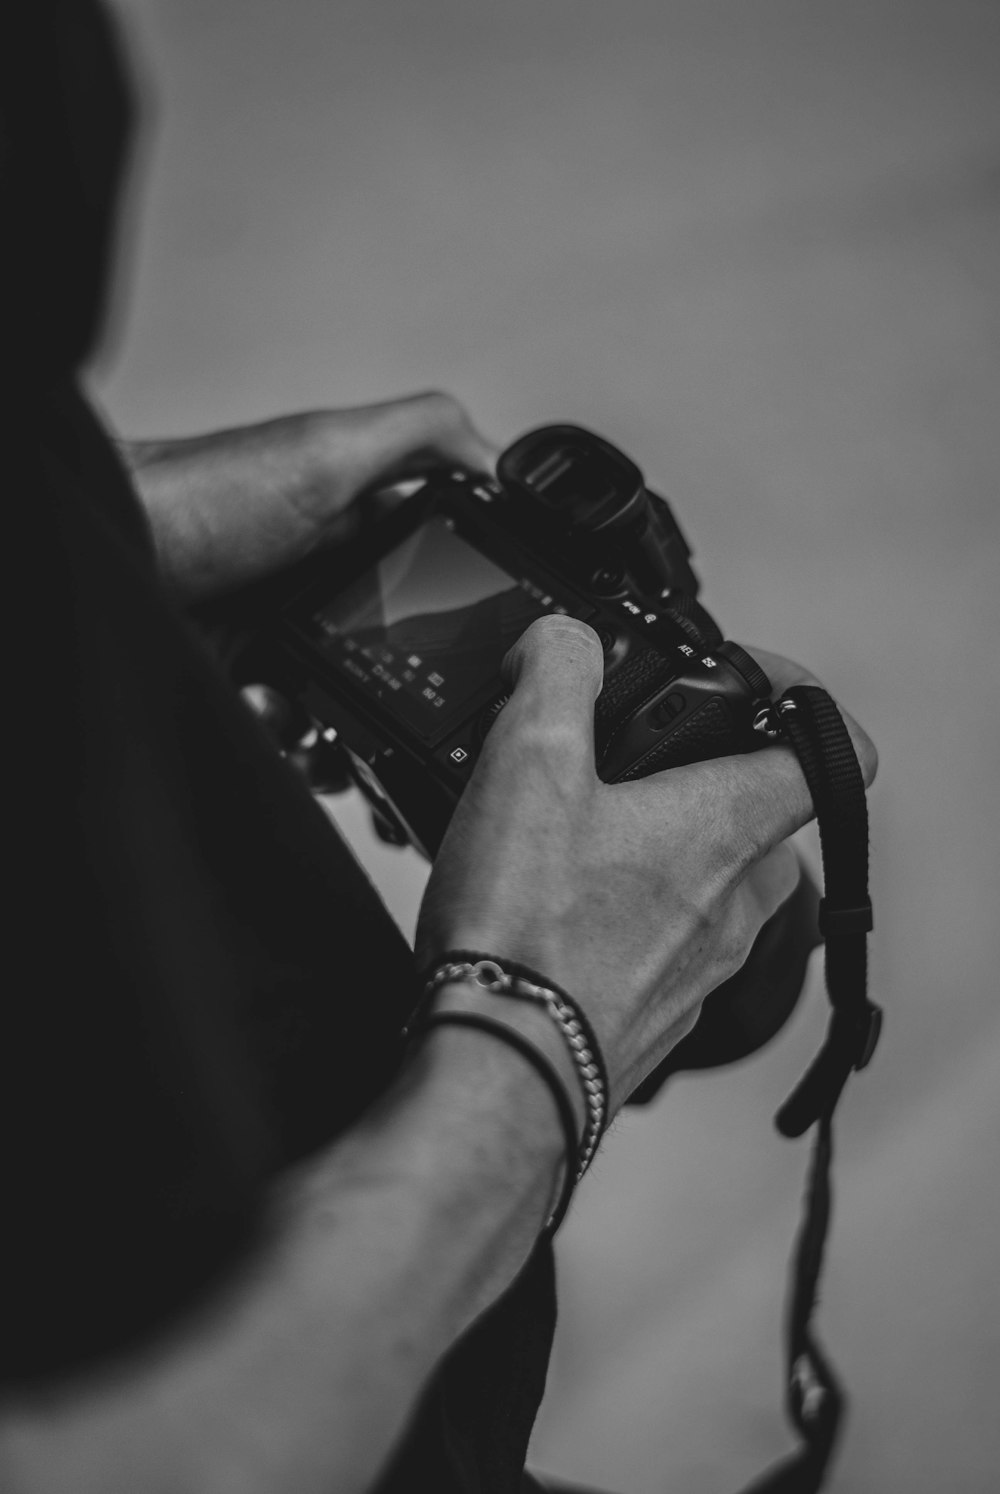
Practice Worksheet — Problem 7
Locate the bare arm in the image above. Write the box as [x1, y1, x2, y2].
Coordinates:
[0, 1019, 571, 1494]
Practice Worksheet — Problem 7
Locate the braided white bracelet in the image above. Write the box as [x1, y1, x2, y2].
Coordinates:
[422, 957, 608, 1179]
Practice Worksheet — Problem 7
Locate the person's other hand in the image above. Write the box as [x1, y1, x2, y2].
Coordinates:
[416, 618, 877, 1115]
[123, 392, 497, 601]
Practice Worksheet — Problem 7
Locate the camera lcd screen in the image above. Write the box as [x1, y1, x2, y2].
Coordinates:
[309, 516, 549, 742]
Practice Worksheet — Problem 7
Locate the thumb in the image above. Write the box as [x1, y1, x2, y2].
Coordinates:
[497, 615, 605, 766]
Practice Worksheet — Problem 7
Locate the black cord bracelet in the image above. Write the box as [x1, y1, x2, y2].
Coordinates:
[425, 949, 611, 1173]
[410, 1009, 579, 1238]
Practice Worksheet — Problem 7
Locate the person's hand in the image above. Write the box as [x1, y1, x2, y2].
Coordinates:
[123, 392, 498, 602]
[416, 619, 877, 1115]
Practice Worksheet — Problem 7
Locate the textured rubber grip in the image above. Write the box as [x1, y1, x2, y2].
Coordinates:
[605, 696, 732, 780]
[594, 647, 677, 757]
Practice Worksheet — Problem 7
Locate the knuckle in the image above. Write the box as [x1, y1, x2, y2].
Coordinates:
[415, 388, 463, 424]
[715, 898, 760, 972]
[770, 841, 801, 900]
[510, 717, 591, 771]
[743, 843, 799, 923]
[720, 812, 765, 879]
[686, 895, 753, 981]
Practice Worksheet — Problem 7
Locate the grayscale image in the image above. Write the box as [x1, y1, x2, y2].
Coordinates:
[5, 3, 998, 1491]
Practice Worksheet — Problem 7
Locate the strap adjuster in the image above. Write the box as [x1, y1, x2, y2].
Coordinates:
[818, 896, 873, 937]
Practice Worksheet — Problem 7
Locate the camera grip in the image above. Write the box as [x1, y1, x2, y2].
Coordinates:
[605, 696, 735, 780]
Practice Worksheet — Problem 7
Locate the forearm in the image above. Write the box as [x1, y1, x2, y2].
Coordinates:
[121, 415, 338, 602]
[119, 394, 498, 604]
[0, 1018, 567, 1494]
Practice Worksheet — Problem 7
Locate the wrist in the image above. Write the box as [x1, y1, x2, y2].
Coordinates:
[409, 999, 574, 1239]
[382, 1011, 570, 1250]
[419, 954, 609, 1172]
[429, 980, 587, 1145]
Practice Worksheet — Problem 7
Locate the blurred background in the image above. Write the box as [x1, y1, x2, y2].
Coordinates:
[95, 3, 1000, 1490]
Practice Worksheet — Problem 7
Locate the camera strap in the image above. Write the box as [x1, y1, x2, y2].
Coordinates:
[739, 683, 882, 1494]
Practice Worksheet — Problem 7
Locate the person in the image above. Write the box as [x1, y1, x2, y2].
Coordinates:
[2, 4, 876, 1492]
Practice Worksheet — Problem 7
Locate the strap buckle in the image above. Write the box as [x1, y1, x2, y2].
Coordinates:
[752, 697, 799, 741]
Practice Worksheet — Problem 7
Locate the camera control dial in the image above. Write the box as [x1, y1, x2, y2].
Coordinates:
[717, 641, 771, 700]
[478, 693, 511, 738]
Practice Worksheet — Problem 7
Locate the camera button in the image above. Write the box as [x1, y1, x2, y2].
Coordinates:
[590, 564, 628, 597]
[435, 740, 476, 777]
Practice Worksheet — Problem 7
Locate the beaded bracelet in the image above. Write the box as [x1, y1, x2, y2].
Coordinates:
[420, 950, 610, 1180]
[409, 1009, 579, 1237]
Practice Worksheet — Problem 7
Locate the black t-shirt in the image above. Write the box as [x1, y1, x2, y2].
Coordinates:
[4, 6, 555, 1489]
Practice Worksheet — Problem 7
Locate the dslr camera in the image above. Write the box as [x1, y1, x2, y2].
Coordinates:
[249, 425, 820, 1096]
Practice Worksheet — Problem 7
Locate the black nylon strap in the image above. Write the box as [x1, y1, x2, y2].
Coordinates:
[736, 1118, 844, 1494]
[734, 683, 881, 1494]
[773, 685, 882, 1139]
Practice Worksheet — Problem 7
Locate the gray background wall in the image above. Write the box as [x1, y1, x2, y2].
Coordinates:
[95, 3, 1000, 1490]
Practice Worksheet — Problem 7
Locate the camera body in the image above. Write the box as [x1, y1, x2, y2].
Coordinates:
[272, 426, 773, 848]
[254, 425, 820, 1096]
